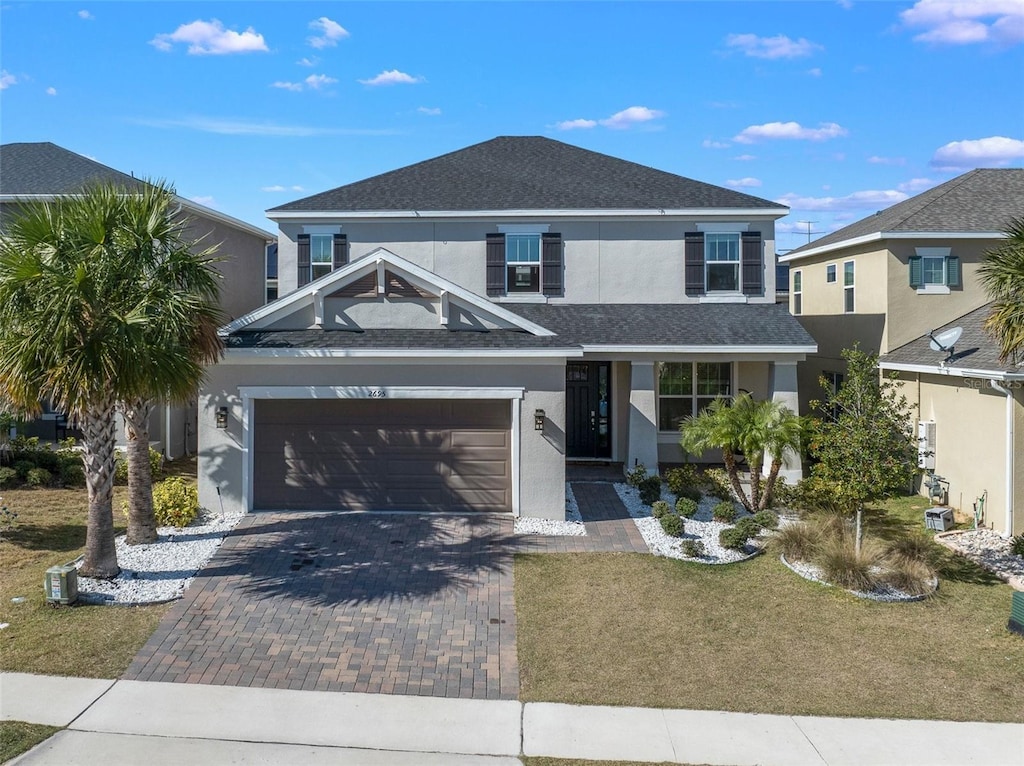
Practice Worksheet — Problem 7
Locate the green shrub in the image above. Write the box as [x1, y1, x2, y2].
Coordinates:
[638, 475, 663, 506]
[712, 501, 737, 523]
[719, 526, 749, 550]
[13, 460, 34, 480]
[814, 534, 883, 592]
[115, 447, 165, 486]
[24, 467, 53, 488]
[752, 510, 779, 530]
[58, 462, 86, 488]
[790, 475, 859, 517]
[734, 516, 762, 540]
[625, 464, 650, 488]
[1010, 534, 1024, 558]
[664, 465, 700, 496]
[680, 539, 705, 558]
[675, 496, 699, 518]
[651, 500, 671, 519]
[659, 512, 683, 537]
[0, 466, 19, 488]
[703, 468, 733, 501]
[675, 485, 702, 503]
[880, 554, 936, 597]
[152, 477, 200, 528]
[772, 520, 823, 562]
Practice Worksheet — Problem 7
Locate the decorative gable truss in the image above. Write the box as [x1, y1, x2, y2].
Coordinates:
[221, 248, 556, 337]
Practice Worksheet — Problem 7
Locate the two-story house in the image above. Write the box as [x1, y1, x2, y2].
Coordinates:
[0, 142, 276, 457]
[199, 136, 816, 520]
[781, 169, 1024, 536]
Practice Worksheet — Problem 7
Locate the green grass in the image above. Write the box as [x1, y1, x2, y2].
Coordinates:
[515, 500, 1024, 722]
[0, 721, 60, 762]
[0, 460, 198, 677]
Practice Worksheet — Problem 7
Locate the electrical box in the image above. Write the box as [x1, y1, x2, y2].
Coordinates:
[917, 420, 936, 469]
[1009, 591, 1024, 637]
[925, 507, 953, 532]
[44, 564, 78, 605]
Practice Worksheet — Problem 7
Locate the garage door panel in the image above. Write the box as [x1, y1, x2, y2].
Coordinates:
[253, 398, 511, 512]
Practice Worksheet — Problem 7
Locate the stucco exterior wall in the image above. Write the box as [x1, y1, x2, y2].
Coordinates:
[182, 213, 270, 321]
[198, 358, 567, 520]
[274, 217, 778, 305]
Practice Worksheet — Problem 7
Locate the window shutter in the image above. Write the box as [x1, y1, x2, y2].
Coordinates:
[486, 233, 506, 296]
[946, 256, 961, 287]
[908, 255, 922, 287]
[333, 234, 349, 269]
[741, 231, 763, 296]
[541, 233, 563, 296]
[684, 232, 705, 297]
[297, 234, 311, 287]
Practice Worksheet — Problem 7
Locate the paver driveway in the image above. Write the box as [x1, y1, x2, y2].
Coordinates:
[124, 512, 521, 699]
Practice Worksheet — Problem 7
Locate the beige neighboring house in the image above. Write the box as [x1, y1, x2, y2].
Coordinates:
[780, 168, 1024, 536]
[0, 141, 276, 458]
[199, 137, 816, 520]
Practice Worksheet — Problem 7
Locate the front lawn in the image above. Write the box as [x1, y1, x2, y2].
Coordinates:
[0, 721, 61, 762]
[515, 499, 1024, 722]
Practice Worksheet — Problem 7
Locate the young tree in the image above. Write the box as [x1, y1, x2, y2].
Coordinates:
[679, 392, 804, 513]
[808, 346, 917, 552]
[978, 216, 1024, 362]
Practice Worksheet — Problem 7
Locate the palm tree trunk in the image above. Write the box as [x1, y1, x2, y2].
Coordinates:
[78, 396, 120, 578]
[761, 460, 783, 512]
[721, 450, 752, 511]
[748, 458, 763, 513]
[122, 397, 157, 545]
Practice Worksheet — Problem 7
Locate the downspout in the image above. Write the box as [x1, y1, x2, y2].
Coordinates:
[165, 403, 173, 462]
[989, 380, 1014, 537]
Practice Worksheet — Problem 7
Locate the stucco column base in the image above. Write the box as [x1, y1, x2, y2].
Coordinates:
[768, 361, 803, 485]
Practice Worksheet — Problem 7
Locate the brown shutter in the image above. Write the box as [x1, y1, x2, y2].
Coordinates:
[486, 233, 506, 296]
[297, 234, 311, 287]
[541, 233, 563, 296]
[333, 233, 349, 269]
[684, 232, 705, 297]
[741, 231, 763, 296]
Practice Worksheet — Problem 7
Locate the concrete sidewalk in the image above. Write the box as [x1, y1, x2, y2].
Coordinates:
[3, 673, 1022, 765]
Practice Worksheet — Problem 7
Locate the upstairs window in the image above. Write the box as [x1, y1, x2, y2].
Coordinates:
[843, 260, 855, 313]
[506, 233, 541, 293]
[909, 249, 960, 293]
[296, 232, 349, 287]
[685, 230, 763, 298]
[792, 270, 802, 315]
[310, 235, 334, 281]
[486, 230, 563, 297]
[826, 263, 836, 283]
[705, 233, 740, 292]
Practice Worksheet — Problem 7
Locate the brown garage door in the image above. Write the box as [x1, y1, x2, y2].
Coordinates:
[252, 399, 511, 512]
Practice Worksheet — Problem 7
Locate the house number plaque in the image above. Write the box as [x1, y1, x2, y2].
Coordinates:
[368, 389, 386, 398]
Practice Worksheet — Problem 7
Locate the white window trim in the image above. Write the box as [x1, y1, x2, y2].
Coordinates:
[504, 232, 543, 295]
[301, 224, 342, 235]
[792, 270, 803, 315]
[704, 231, 742, 294]
[497, 223, 550, 234]
[843, 260, 855, 313]
[825, 263, 836, 283]
[696, 222, 750, 233]
[655, 361, 735, 435]
[916, 249, 953, 293]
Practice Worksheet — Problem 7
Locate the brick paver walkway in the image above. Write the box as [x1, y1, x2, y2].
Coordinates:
[124, 481, 646, 700]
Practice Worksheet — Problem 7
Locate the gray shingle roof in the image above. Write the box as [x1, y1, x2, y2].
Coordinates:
[268, 136, 785, 213]
[227, 303, 815, 351]
[788, 169, 1024, 257]
[880, 302, 1022, 374]
[506, 303, 816, 347]
[0, 142, 147, 195]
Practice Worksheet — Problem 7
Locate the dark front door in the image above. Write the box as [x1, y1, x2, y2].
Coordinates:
[566, 361, 612, 459]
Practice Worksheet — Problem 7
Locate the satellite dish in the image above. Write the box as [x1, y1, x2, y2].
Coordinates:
[929, 326, 963, 362]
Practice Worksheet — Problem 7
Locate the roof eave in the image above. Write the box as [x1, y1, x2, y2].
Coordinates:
[878, 360, 1024, 380]
[266, 207, 790, 221]
[781, 230, 1007, 263]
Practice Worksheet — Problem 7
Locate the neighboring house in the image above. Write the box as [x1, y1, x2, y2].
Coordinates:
[0, 141, 276, 457]
[780, 168, 1024, 537]
[200, 136, 815, 520]
[879, 305, 1022, 537]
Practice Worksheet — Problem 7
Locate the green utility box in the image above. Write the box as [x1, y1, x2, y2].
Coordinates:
[44, 564, 78, 605]
[1010, 591, 1024, 637]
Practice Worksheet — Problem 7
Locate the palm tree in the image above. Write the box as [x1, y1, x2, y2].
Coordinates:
[0, 186, 134, 576]
[978, 216, 1024, 362]
[678, 393, 804, 513]
[114, 183, 223, 545]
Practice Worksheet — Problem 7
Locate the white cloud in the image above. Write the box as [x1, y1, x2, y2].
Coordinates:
[307, 17, 349, 49]
[46, 87, 57, 96]
[134, 115, 398, 137]
[271, 81, 303, 92]
[599, 106, 664, 129]
[261, 185, 306, 193]
[297, 57, 318, 67]
[78, 10, 93, 20]
[151, 19, 268, 55]
[733, 154, 757, 161]
[702, 139, 730, 149]
[837, 0, 854, 9]
[190, 195, 216, 206]
[0, 71, 16, 90]
[304, 73, 337, 90]
[726, 177, 763, 188]
[417, 106, 442, 116]
[725, 33, 824, 59]
[734, 121, 848, 143]
[930, 135, 1024, 169]
[898, 177, 936, 192]
[359, 69, 423, 86]
[775, 189, 909, 212]
[900, 0, 1024, 46]
[867, 155, 907, 165]
[555, 118, 598, 131]
[807, 67, 823, 77]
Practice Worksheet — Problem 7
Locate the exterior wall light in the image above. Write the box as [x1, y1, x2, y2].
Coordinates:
[534, 409, 545, 431]
[215, 406, 229, 429]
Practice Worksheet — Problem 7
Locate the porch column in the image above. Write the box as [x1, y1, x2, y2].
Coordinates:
[626, 361, 659, 475]
[768, 361, 803, 483]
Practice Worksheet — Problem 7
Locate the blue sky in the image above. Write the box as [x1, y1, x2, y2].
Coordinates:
[2, 1, 1022, 252]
